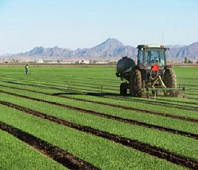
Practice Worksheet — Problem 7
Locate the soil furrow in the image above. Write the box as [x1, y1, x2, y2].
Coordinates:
[10, 77, 118, 91]
[56, 95, 198, 123]
[0, 84, 197, 124]
[156, 97, 198, 106]
[97, 94, 198, 111]
[188, 97, 198, 101]
[0, 100, 198, 170]
[0, 121, 99, 170]
[185, 92, 198, 96]
[0, 90, 198, 140]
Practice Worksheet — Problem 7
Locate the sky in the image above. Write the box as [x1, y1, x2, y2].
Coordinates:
[0, 0, 197, 54]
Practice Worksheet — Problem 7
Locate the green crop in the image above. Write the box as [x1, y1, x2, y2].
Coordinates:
[0, 65, 197, 170]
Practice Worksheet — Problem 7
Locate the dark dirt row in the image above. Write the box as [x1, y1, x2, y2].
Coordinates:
[155, 96, 198, 106]
[0, 90, 198, 141]
[53, 94, 198, 123]
[0, 121, 99, 170]
[98, 94, 198, 112]
[0, 100, 198, 169]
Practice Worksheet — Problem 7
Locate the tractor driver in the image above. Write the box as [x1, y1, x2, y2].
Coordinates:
[148, 51, 155, 63]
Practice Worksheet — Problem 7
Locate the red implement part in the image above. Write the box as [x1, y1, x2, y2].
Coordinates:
[151, 64, 159, 72]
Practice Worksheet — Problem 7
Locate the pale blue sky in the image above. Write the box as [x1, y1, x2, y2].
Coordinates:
[0, 0, 197, 54]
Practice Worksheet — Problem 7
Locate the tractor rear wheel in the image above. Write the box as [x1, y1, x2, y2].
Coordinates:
[163, 68, 177, 96]
[129, 69, 142, 97]
[120, 83, 127, 96]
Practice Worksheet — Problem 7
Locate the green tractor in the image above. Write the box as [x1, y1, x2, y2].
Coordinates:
[116, 45, 179, 97]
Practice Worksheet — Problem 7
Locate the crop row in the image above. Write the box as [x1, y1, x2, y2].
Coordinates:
[0, 88, 198, 160]
[0, 104, 186, 170]
[0, 128, 67, 169]
[1, 80, 197, 112]
[1, 84, 198, 133]
[0, 81, 197, 120]
[1, 89, 198, 141]
[0, 121, 97, 169]
[0, 101, 198, 169]
[0, 84, 197, 123]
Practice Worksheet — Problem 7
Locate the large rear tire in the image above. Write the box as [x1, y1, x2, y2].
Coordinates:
[163, 68, 177, 96]
[129, 69, 142, 97]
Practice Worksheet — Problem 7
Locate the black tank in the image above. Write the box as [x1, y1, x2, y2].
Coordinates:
[117, 56, 135, 74]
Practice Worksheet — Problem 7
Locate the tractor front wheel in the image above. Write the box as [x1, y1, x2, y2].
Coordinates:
[129, 69, 142, 97]
[120, 83, 127, 96]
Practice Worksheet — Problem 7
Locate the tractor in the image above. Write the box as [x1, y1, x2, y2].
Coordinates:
[116, 45, 179, 97]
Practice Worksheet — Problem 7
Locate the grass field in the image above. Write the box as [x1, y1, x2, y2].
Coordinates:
[0, 65, 197, 170]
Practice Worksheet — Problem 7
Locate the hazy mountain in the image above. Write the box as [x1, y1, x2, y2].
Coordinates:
[21, 46, 72, 57]
[7, 38, 136, 59]
[171, 42, 198, 59]
[73, 38, 136, 58]
[1, 38, 198, 60]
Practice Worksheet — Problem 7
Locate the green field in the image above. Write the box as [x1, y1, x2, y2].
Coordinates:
[0, 65, 198, 170]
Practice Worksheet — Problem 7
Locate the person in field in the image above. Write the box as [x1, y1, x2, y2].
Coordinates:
[25, 64, 29, 74]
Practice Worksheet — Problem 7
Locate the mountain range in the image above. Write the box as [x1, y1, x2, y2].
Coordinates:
[1, 38, 198, 61]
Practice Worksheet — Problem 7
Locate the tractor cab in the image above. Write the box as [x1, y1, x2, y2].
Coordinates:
[135, 45, 169, 84]
[137, 45, 168, 68]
